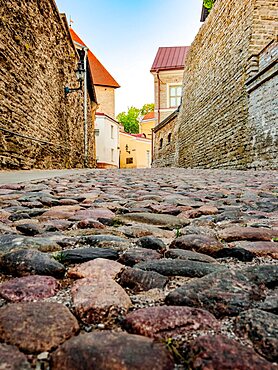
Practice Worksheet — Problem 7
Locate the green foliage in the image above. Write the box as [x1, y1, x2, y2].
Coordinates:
[117, 106, 140, 134]
[176, 228, 181, 238]
[141, 103, 155, 116]
[117, 103, 154, 134]
[203, 0, 215, 12]
[163, 338, 187, 364]
[52, 251, 66, 263]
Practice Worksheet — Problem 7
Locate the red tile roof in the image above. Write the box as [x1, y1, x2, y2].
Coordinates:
[142, 112, 155, 121]
[70, 28, 120, 88]
[150, 46, 190, 72]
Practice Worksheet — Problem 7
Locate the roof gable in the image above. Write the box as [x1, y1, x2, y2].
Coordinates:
[150, 46, 190, 72]
[70, 28, 120, 88]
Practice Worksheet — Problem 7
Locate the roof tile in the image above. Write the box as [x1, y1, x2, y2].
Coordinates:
[70, 28, 120, 88]
[142, 112, 155, 120]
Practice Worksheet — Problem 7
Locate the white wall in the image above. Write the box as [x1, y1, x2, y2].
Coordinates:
[95, 115, 119, 167]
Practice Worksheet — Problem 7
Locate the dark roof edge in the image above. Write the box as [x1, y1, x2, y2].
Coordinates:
[86, 56, 98, 104]
[94, 83, 121, 89]
[153, 109, 179, 133]
[150, 66, 185, 73]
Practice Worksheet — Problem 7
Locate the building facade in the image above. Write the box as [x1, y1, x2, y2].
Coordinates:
[0, 0, 96, 169]
[119, 131, 151, 169]
[95, 113, 119, 168]
[139, 112, 155, 140]
[152, 110, 178, 167]
[150, 47, 189, 125]
[175, 0, 277, 169]
[70, 29, 120, 169]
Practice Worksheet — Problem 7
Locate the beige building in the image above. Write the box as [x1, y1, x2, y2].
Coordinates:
[150, 46, 189, 166]
[150, 47, 189, 125]
[139, 112, 155, 140]
[119, 130, 151, 169]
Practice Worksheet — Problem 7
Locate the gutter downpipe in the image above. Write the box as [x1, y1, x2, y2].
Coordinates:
[152, 69, 161, 167]
[151, 128, 154, 166]
[83, 47, 88, 167]
[156, 69, 161, 124]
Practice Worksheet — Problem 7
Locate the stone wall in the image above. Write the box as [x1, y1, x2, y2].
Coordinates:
[246, 41, 278, 169]
[175, 0, 277, 169]
[95, 86, 115, 119]
[152, 112, 178, 167]
[0, 0, 95, 169]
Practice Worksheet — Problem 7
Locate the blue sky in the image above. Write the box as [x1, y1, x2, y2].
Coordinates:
[55, 0, 203, 114]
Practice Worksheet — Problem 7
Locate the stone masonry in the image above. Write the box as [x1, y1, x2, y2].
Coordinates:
[0, 168, 277, 368]
[95, 86, 116, 119]
[0, 0, 96, 169]
[152, 111, 178, 167]
[246, 40, 278, 168]
[175, 0, 277, 169]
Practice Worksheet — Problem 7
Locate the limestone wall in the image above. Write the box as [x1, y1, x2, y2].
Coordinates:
[95, 86, 115, 119]
[0, 0, 95, 169]
[246, 41, 278, 169]
[176, 0, 277, 169]
[152, 113, 177, 167]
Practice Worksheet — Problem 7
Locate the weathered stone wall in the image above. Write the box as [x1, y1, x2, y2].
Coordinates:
[152, 113, 177, 167]
[175, 0, 277, 169]
[246, 41, 278, 169]
[95, 86, 115, 119]
[0, 0, 95, 169]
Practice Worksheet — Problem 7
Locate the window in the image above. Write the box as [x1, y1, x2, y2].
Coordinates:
[159, 138, 163, 149]
[111, 148, 114, 162]
[111, 125, 114, 139]
[94, 129, 100, 136]
[126, 157, 133, 164]
[167, 133, 172, 144]
[169, 85, 182, 108]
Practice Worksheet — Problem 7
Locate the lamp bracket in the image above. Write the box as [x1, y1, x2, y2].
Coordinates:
[64, 80, 83, 97]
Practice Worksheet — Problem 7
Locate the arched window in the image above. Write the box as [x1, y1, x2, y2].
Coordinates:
[167, 133, 172, 143]
[159, 138, 163, 149]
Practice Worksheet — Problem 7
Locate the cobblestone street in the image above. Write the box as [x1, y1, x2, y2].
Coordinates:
[0, 168, 277, 369]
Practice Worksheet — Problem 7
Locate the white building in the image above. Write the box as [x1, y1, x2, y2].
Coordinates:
[95, 113, 120, 168]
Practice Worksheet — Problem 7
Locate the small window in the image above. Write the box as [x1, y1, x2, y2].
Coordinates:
[167, 133, 172, 143]
[126, 157, 133, 164]
[111, 148, 114, 162]
[169, 85, 182, 108]
[159, 138, 163, 149]
[94, 129, 100, 136]
[111, 125, 114, 139]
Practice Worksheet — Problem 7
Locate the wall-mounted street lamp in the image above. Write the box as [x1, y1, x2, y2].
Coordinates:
[64, 46, 88, 167]
[125, 144, 130, 154]
[64, 60, 85, 97]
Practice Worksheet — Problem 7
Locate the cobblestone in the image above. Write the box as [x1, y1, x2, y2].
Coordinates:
[0, 168, 277, 368]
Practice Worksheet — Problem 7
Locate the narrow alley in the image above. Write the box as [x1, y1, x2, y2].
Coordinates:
[0, 168, 277, 369]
